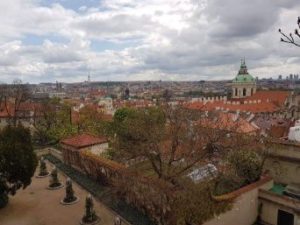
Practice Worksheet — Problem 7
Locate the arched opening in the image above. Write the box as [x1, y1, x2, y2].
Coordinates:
[243, 88, 247, 96]
[251, 88, 253, 96]
[235, 88, 238, 97]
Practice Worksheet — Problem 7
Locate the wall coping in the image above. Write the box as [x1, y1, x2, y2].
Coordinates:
[212, 176, 272, 201]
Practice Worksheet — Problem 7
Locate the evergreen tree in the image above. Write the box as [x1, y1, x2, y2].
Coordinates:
[38, 156, 49, 177]
[0, 125, 37, 208]
[48, 166, 62, 188]
[63, 178, 77, 203]
[81, 195, 99, 224]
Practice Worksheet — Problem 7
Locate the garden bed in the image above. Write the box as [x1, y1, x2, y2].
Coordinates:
[60, 196, 80, 205]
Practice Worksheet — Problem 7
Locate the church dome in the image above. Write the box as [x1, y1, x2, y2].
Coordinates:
[232, 59, 255, 83]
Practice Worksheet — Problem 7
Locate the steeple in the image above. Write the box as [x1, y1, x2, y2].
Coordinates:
[238, 58, 248, 75]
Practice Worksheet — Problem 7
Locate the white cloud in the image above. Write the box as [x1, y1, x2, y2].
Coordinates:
[0, 0, 300, 83]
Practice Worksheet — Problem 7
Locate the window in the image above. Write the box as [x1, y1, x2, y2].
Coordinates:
[243, 88, 246, 96]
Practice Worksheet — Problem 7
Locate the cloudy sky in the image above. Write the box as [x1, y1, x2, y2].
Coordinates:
[0, 0, 300, 83]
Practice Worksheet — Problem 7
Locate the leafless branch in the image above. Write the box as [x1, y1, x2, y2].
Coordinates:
[279, 16, 300, 47]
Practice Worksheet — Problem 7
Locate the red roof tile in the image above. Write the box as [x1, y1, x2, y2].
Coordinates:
[186, 100, 280, 113]
[0, 102, 40, 118]
[198, 112, 259, 134]
[246, 91, 290, 106]
[186, 91, 290, 114]
[61, 133, 107, 149]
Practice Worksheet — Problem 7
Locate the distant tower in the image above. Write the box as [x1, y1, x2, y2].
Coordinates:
[124, 87, 130, 100]
[231, 59, 256, 99]
[88, 74, 91, 83]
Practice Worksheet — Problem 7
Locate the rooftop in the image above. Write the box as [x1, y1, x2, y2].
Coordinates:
[61, 133, 107, 149]
[185, 90, 290, 114]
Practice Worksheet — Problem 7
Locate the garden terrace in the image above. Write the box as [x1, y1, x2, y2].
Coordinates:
[0, 159, 132, 225]
[45, 154, 155, 225]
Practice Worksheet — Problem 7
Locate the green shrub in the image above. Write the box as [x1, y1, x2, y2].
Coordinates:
[228, 150, 262, 185]
[0, 125, 38, 208]
[214, 175, 243, 196]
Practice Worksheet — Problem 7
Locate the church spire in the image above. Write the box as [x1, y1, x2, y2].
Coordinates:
[238, 58, 248, 75]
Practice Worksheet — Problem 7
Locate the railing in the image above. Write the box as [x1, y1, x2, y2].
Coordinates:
[35, 147, 63, 161]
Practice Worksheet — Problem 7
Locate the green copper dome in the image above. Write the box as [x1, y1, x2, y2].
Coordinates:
[232, 59, 255, 83]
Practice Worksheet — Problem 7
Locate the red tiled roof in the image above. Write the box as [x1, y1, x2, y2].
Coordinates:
[185, 102, 205, 110]
[198, 112, 259, 134]
[61, 134, 107, 149]
[71, 105, 113, 124]
[186, 101, 279, 113]
[186, 91, 290, 113]
[0, 102, 12, 117]
[246, 91, 290, 106]
[0, 102, 40, 118]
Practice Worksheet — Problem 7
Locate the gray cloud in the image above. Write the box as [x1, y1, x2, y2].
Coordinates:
[0, 0, 300, 83]
[72, 13, 155, 39]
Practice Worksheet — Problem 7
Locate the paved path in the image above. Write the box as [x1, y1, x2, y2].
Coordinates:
[0, 165, 129, 225]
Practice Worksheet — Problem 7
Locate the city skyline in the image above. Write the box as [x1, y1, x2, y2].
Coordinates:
[1, 0, 300, 83]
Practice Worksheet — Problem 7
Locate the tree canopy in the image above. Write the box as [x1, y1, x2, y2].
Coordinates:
[0, 125, 37, 208]
[111, 105, 264, 185]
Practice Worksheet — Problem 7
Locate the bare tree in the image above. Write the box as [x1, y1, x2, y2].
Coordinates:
[1, 79, 31, 126]
[32, 99, 58, 144]
[111, 105, 267, 225]
[112, 105, 263, 185]
[279, 16, 300, 47]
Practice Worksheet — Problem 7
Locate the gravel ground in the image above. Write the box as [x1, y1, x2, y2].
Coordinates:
[0, 164, 129, 225]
